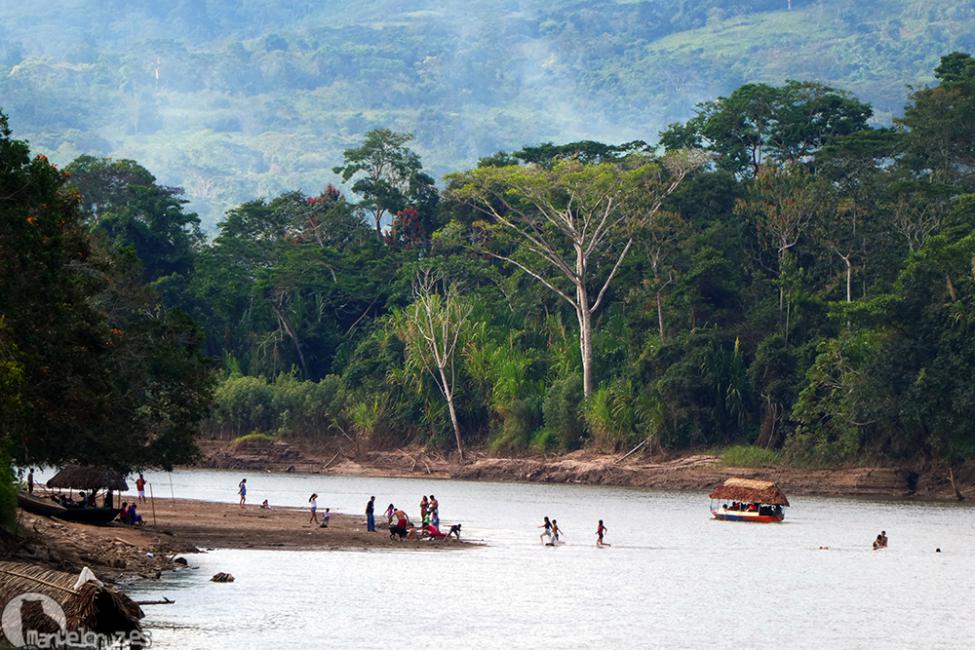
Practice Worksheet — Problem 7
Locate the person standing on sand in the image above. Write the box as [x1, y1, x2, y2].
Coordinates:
[26, 468, 34, 494]
[309, 493, 319, 525]
[136, 473, 147, 503]
[366, 496, 376, 532]
[320, 507, 330, 528]
[429, 494, 439, 517]
[596, 520, 608, 547]
[238, 478, 247, 508]
[420, 495, 429, 521]
[539, 516, 552, 544]
[385, 503, 395, 526]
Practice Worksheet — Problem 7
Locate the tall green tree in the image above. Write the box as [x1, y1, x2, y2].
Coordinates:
[66, 155, 204, 296]
[661, 81, 872, 177]
[0, 112, 213, 471]
[448, 153, 704, 398]
[333, 129, 438, 239]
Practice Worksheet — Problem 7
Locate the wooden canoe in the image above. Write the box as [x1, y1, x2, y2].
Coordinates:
[17, 492, 120, 525]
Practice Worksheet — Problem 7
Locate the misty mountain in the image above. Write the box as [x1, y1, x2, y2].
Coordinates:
[2, 0, 973, 227]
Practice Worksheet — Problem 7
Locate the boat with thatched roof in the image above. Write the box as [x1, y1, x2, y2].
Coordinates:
[0, 561, 143, 645]
[18, 464, 126, 525]
[708, 478, 789, 523]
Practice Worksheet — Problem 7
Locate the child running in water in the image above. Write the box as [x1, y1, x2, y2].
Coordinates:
[596, 520, 608, 547]
[539, 516, 552, 544]
[550, 519, 563, 546]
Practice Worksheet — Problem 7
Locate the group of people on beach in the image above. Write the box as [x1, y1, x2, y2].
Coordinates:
[368, 494, 461, 541]
[236, 478, 460, 540]
[308, 493, 330, 527]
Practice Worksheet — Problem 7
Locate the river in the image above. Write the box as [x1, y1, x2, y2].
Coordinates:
[124, 469, 973, 649]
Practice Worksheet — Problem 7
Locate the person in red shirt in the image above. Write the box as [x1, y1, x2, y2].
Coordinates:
[135, 474, 147, 503]
[596, 520, 608, 547]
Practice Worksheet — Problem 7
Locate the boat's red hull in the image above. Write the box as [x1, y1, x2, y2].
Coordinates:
[711, 509, 784, 523]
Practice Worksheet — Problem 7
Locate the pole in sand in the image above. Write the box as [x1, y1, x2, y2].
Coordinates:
[149, 482, 157, 527]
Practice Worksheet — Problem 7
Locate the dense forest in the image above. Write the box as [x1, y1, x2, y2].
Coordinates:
[2, 1, 974, 227]
[4, 51, 974, 522]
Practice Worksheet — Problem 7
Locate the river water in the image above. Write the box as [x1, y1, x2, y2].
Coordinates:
[123, 469, 974, 649]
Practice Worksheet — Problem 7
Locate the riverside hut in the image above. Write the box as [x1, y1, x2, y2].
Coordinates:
[45, 465, 129, 493]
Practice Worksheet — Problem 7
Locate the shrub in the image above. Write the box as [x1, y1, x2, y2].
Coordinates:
[232, 432, 278, 446]
[719, 444, 780, 467]
[542, 374, 586, 451]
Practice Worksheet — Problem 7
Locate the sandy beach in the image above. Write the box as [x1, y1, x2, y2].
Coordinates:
[9, 496, 472, 584]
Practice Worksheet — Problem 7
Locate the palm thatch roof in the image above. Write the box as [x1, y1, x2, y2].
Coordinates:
[45, 465, 128, 491]
[0, 562, 142, 636]
[709, 478, 790, 506]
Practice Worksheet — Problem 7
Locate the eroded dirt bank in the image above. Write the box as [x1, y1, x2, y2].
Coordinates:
[197, 438, 975, 502]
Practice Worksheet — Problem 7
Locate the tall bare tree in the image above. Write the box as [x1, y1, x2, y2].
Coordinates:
[449, 152, 704, 398]
[394, 272, 472, 461]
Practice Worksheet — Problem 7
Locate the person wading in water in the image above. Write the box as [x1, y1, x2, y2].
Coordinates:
[539, 516, 552, 544]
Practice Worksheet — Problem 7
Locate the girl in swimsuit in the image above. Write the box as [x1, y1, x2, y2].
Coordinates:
[539, 516, 552, 544]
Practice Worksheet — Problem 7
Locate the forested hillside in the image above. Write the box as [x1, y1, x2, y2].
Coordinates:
[1, 0, 974, 227]
[6, 52, 973, 494]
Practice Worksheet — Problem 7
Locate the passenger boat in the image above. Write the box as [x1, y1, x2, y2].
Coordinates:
[17, 492, 121, 525]
[708, 478, 789, 523]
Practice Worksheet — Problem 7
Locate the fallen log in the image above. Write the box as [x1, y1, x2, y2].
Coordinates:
[615, 439, 647, 464]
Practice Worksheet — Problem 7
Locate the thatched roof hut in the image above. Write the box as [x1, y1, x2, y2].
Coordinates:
[0, 562, 143, 638]
[709, 478, 790, 506]
[45, 465, 128, 492]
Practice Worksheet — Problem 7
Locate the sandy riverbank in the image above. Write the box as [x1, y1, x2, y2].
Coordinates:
[4, 497, 472, 585]
[197, 438, 975, 502]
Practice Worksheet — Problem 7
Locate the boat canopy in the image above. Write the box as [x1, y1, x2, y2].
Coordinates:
[46, 464, 129, 492]
[709, 478, 789, 506]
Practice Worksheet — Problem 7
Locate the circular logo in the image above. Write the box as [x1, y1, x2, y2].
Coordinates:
[1, 592, 67, 648]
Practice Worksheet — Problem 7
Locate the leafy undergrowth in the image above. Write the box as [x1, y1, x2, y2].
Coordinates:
[231, 432, 278, 447]
[717, 444, 781, 467]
